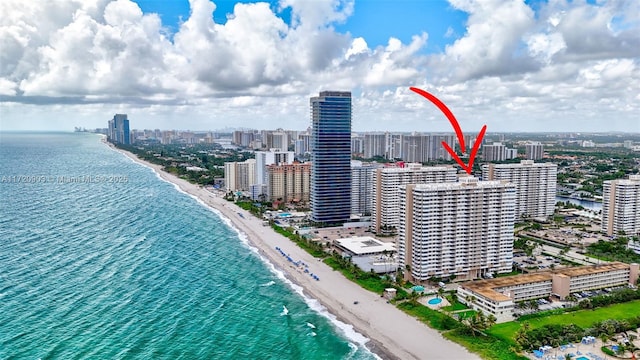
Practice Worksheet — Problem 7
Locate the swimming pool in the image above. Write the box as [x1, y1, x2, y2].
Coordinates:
[428, 298, 442, 305]
[575, 356, 590, 360]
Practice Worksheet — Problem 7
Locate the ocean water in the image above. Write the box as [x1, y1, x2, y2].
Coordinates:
[0, 132, 376, 360]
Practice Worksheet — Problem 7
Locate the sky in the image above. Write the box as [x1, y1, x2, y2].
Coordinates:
[0, 0, 639, 133]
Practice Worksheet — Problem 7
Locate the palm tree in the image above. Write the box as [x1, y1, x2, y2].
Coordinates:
[515, 327, 529, 349]
[486, 314, 497, 329]
[464, 295, 476, 309]
[463, 312, 488, 337]
[408, 290, 420, 305]
[437, 287, 445, 299]
[529, 299, 539, 313]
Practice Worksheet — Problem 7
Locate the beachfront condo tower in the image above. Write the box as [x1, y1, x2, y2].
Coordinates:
[372, 164, 458, 234]
[107, 114, 130, 145]
[350, 161, 383, 216]
[398, 177, 516, 281]
[481, 160, 557, 219]
[602, 175, 640, 236]
[310, 91, 352, 225]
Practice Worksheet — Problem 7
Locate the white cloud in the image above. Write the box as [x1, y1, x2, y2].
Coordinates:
[435, 0, 537, 81]
[526, 33, 566, 64]
[0, 0, 638, 133]
[345, 37, 369, 59]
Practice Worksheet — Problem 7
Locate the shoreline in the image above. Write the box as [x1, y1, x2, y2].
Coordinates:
[109, 142, 480, 360]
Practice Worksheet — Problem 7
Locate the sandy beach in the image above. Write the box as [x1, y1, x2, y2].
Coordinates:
[112, 144, 480, 360]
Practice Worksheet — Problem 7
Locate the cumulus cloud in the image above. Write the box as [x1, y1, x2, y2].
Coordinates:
[0, 0, 638, 132]
[433, 0, 537, 81]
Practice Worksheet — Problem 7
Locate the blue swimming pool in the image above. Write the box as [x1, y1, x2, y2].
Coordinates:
[575, 356, 590, 360]
[428, 298, 442, 305]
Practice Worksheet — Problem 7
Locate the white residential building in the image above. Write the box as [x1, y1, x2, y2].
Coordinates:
[295, 133, 312, 156]
[525, 142, 544, 160]
[602, 175, 640, 236]
[386, 133, 403, 160]
[505, 148, 518, 160]
[400, 134, 456, 163]
[482, 142, 506, 161]
[351, 161, 382, 216]
[255, 150, 295, 186]
[398, 177, 516, 281]
[482, 160, 557, 219]
[264, 130, 289, 152]
[363, 133, 387, 158]
[372, 164, 458, 233]
[351, 135, 364, 155]
[224, 159, 256, 192]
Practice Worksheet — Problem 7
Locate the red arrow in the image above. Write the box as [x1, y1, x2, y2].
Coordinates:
[409, 87, 486, 175]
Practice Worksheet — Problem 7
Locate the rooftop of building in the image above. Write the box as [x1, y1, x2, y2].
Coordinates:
[379, 164, 455, 173]
[460, 262, 631, 302]
[410, 177, 514, 190]
[334, 236, 396, 256]
[482, 160, 557, 168]
[554, 261, 631, 277]
[461, 273, 553, 302]
[606, 175, 640, 184]
[317, 90, 351, 97]
[266, 162, 310, 169]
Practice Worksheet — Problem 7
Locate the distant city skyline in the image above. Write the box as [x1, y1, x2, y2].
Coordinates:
[1, 0, 639, 133]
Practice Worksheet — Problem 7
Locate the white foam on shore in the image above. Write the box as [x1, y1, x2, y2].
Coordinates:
[253, 246, 375, 353]
[205, 206, 380, 358]
[114, 146, 380, 359]
[347, 342, 359, 359]
[196, 204, 378, 357]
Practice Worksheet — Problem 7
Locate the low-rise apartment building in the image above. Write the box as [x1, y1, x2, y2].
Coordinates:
[458, 262, 639, 323]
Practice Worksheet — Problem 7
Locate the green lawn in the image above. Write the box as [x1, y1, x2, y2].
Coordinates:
[488, 300, 640, 344]
[442, 302, 469, 312]
[456, 310, 477, 320]
[443, 331, 528, 360]
[396, 302, 460, 331]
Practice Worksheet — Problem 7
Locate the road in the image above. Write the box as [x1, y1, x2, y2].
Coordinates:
[539, 244, 607, 266]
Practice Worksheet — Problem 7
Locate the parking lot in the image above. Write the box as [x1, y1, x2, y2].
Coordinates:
[312, 225, 389, 243]
[513, 252, 567, 272]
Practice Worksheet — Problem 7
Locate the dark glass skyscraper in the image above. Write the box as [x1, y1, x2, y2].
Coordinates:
[107, 114, 130, 145]
[310, 91, 352, 224]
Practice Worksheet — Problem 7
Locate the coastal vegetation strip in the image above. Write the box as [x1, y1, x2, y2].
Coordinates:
[587, 237, 640, 264]
[118, 143, 253, 186]
[489, 300, 640, 346]
[443, 331, 528, 360]
[323, 255, 407, 297]
[395, 302, 526, 360]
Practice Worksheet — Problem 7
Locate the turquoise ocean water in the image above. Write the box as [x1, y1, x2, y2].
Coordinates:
[0, 132, 376, 360]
